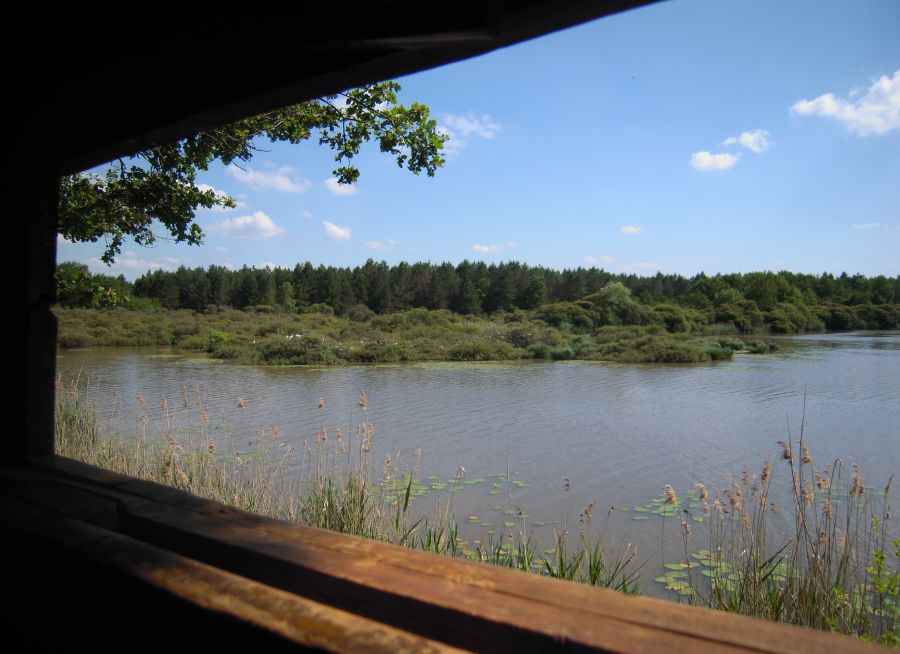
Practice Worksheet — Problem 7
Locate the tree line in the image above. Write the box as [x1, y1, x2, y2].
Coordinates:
[57, 260, 900, 332]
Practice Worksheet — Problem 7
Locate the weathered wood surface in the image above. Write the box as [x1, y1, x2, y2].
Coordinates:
[2, 492, 467, 652]
[3, 457, 890, 653]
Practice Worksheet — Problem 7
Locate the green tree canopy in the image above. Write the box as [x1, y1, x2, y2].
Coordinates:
[59, 81, 447, 264]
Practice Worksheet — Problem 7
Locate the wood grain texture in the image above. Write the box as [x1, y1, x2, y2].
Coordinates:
[2, 491, 469, 653]
[8, 457, 888, 653]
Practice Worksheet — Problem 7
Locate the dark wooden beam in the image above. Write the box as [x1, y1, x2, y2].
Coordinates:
[3, 457, 886, 654]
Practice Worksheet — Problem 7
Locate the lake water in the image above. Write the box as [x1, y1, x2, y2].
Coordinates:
[56, 331, 899, 588]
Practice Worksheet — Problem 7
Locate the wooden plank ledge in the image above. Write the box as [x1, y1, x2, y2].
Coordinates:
[4, 456, 890, 653]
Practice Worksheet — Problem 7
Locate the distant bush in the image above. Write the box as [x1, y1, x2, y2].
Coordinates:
[57, 330, 92, 348]
[176, 334, 208, 350]
[744, 341, 770, 354]
[528, 343, 574, 360]
[304, 303, 335, 316]
[535, 302, 594, 332]
[123, 296, 160, 311]
[206, 330, 229, 353]
[346, 304, 376, 323]
[766, 302, 824, 333]
[444, 341, 522, 361]
[716, 338, 745, 351]
[250, 304, 276, 313]
[210, 344, 245, 359]
[250, 337, 340, 365]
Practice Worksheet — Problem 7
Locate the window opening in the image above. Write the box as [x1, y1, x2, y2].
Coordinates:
[53, 0, 900, 643]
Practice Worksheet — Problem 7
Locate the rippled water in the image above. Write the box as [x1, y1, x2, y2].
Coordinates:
[57, 331, 899, 586]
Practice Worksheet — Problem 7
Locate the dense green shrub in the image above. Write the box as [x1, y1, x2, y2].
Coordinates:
[766, 302, 824, 333]
[535, 302, 594, 332]
[346, 303, 376, 323]
[250, 336, 340, 365]
[304, 303, 335, 316]
[444, 341, 522, 361]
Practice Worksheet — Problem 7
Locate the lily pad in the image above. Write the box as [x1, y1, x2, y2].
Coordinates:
[665, 582, 690, 592]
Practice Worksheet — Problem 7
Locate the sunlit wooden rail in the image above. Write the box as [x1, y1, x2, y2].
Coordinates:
[2, 456, 887, 652]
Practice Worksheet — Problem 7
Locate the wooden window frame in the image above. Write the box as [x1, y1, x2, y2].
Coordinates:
[12, 4, 884, 650]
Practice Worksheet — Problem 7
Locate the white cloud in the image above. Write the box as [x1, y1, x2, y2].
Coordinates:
[325, 178, 359, 196]
[690, 151, 739, 171]
[365, 239, 397, 251]
[619, 226, 643, 235]
[215, 246, 228, 254]
[206, 211, 286, 239]
[852, 222, 894, 231]
[724, 129, 770, 153]
[86, 251, 179, 276]
[583, 255, 616, 266]
[323, 221, 352, 240]
[196, 183, 246, 211]
[225, 164, 312, 193]
[259, 262, 277, 270]
[472, 244, 503, 254]
[438, 112, 502, 156]
[791, 70, 900, 136]
[441, 113, 502, 139]
[57, 234, 73, 245]
[300, 210, 313, 220]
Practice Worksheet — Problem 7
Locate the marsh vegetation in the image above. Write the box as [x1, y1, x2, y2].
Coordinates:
[56, 377, 898, 644]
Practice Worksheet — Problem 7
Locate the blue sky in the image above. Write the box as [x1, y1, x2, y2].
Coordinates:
[60, 0, 900, 280]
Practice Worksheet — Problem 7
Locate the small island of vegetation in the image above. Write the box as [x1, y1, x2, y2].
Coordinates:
[56, 260, 899, 365]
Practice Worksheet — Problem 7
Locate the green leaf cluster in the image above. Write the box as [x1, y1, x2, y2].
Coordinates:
[59, 82, 447, 263]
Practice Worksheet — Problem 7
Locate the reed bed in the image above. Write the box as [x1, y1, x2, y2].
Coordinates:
[660, 434, 898, 645]
[55, 379, 896, 644]
[54, 379, 640, 593]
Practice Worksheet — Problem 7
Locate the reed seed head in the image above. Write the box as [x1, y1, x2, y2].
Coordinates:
[802, 483, 814, 506]
[760, 458, 771, 487]
[663, 485, 678, 505]
[850, 464, 865, 498]
[777, 441, 792, 462]
[695, 483, 708, 502]
[176, 469, 190, 487]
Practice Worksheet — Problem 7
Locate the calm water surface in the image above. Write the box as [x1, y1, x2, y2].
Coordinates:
[57, 331, 899, 586]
